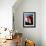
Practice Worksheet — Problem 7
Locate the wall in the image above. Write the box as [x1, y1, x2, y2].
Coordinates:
[0, 0, 17, 39]
[0, 0, 16, 30]
[13, 0, 46, 46]
[40, 0, 46, 46]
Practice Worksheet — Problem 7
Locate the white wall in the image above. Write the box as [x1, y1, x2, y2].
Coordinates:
[0, 0, 16, 30]
[13, 0, 46, 46]
[40, 0, 46, 46]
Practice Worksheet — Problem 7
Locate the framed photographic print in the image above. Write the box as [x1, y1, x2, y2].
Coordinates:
[23, 12, 36, 28]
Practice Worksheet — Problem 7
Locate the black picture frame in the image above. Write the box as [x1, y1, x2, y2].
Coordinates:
[23, 12, 36, 28]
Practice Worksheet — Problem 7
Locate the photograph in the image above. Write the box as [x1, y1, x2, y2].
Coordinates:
[23, 12, 36, 27]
